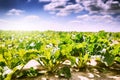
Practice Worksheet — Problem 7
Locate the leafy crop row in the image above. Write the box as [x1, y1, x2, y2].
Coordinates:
[0, 30, 120, 80]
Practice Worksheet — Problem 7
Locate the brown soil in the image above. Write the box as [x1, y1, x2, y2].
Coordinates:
[15, 71, 120, 80]
[15, 63, 120, 80]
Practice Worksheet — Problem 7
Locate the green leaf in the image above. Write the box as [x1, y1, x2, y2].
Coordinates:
[103, 53, 115, 66]
[58, 66, 71, 79]
[68, 56, 76, 65]
[44, 49, 51, 60]
[83, 53, 89, 63]
[4, 64, 23, 80]
[115, 57, 120, 63]
[54, 49, 60, 59]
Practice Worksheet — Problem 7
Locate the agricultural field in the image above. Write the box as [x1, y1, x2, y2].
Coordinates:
[0, 30, 120, 80]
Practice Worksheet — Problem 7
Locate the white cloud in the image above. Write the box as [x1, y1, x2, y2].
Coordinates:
[56, 10, 69, 16]
[66, 14, 120, 32]
[76, 0, 81, 3]
[76, 14, 114, 24]
[81, 0, 120, 14]
[0, 15, 66, 31]
[6, 9, 24, 16]
[45, 3, 83, 16]
[39, 0, 51, 2]
[42, 0, 120, 16]
[68, 18, 120, 32]
[43, 0, 85, 16]
[77, 15, 90, 21]
[0, 15, 120, 32]
[65, 4, 83, 13]
[44, 0, 67, 11]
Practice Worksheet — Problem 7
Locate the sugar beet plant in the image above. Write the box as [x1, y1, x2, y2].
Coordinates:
[0, 30, 120, 80]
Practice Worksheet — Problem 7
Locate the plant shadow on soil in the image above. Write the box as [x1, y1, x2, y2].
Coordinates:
[14, 62, 120, 80]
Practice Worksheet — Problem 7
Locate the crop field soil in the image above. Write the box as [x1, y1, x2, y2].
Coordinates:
[16, 62, 120, 80]
[0, 30, 120, 80]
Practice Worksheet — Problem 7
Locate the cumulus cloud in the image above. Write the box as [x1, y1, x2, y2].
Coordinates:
[81, 0, 120, 15]
[78, 0, 108, 14]
[44, 0, 67, 11]
[43, 0, 83, 16]
[41, 0, 120, 16]
[76, 0, 81, 3]
[43, 0, 84, 16]
[56, 10, 69, 16]
[42, 0, 83, 16]
[56, 4, 83, 16]
[65, 4, 83, 13]
[106, 1, 120, 14]
[6, 9, 24, 16]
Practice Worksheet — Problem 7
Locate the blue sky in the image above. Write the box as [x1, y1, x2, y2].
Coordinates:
[0, 0, 120, 32]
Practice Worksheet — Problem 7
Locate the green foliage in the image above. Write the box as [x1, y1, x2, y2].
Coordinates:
[0, 62, 5, 80]
[57, 66, 71, 79]
[23, 50, 40, 62]
[76, 53, 89, 68]
[23, 67, 38, 77]
[4, 64, 24, 80]
[37, 46, 62, 73]
[0, 30, 119, 79]
[102, 52, 115, 66]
